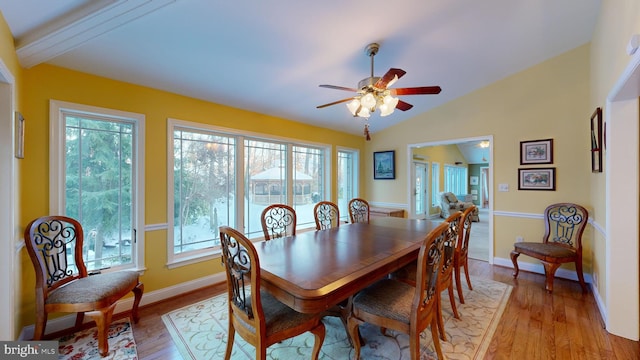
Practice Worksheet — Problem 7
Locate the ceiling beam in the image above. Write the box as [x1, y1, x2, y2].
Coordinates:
[16, 0, 177, 68]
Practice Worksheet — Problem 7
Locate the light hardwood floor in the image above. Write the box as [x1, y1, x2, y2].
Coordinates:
[119, 260, 639, 359]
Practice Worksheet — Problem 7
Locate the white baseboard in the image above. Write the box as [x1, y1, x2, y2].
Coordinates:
[493, 256, 593, 284]
[19, 272, 226, 340]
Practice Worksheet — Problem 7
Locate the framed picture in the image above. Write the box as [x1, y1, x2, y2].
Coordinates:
[15, 111, 24, 159]
[373, 150, 395, 179]
[470, 176, 479, 185]
[518, 167, 556, 191]
[591, 107, 603, 173]
[520, 138, 553, 165]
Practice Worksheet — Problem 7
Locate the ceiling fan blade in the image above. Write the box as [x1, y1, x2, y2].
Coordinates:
[391, 86, 442, 95]
[375, 68, 406, 89]
[319, 84, 359, 92]
[316, 98, 354, 109]
[396, 100, 413, 111]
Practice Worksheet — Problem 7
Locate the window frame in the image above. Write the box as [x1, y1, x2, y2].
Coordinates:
[49, 99, 146, 273]
[167, 118, 332, 268]
[431, 162, 440, 207]
[337, 147, 359, 222]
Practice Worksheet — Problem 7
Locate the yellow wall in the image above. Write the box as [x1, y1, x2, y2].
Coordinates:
[589, 0, 640, 306]
[366, 44, 591, 266]
[16, 64, 364, 330]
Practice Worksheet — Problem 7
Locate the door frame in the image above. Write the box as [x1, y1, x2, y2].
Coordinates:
[0, 59, 16, 340]
[406, 136, 493, 264]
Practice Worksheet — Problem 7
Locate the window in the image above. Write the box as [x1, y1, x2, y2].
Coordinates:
[168, 119, 331, 266]
[431, 162, 440, 207]
[337, 148, 359, 222]
[444, 164, 467, 195]
[172, 128, 236, 259]
[244, 139, 287, 239]
[49, 100, 145, 272]
[293, 145, 325, 228]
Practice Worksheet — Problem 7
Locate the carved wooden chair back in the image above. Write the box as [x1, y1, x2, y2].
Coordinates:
[435, 211, 463, 340]
[347, 221, 449, 360]
[261, 204, 297, 240]
[511, 203, 589, 293]
[313, 201, 340, 230]
[348, 198, 370, 224]
[219, 226, 325, 359]
[454, 205, 476, 303]
[24, 216, 143, 356]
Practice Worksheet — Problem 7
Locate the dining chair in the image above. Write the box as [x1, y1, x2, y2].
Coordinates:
[261, 203, 296, 240]
[348, 198, 370, 223]
[454, 205, 477, 303]
[511, 203, 589, 293]
[24, 216, 144, 357]
[347, 221, 450, 360]
[313, 201, 340, 230]
[219, 226, 325, 359]
[392, 211, 463, 341]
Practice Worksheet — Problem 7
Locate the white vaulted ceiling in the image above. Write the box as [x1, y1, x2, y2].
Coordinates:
[0, 0, 600, 136]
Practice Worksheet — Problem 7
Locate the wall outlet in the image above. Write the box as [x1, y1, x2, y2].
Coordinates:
[516, 236, 524, 242]
[498, 183, 509, 192]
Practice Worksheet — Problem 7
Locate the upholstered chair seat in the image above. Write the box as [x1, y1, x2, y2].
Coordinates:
[351, 279, 414, 324]
[254, 290, 323, 336]
[513, 242, 577, 260]
[46, 271, 139, 306]
[24, 216, 144, 357]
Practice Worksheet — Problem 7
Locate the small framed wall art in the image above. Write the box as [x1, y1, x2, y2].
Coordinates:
[520, 138, 553, 165]
[15, 111, 24, 159]
[373, 150, 395, 180]
[591, 107, 603, 173]
[518, 167, 556, 191]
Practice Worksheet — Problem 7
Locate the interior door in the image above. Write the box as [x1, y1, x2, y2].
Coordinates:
[480, 166, 489, 208]
[412, 161, 428, 219]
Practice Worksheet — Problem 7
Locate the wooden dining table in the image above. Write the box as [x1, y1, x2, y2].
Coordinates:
[254, 216, 438, 314]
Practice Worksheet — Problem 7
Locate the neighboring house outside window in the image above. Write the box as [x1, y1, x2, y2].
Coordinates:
[168, 119, 332, 267]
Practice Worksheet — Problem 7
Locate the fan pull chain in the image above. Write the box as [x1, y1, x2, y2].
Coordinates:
[364, 123, 371, 141]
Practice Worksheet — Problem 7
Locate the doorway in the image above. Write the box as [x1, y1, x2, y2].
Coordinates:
[0, 60, 16, 340]
[407, 136, 493, 264]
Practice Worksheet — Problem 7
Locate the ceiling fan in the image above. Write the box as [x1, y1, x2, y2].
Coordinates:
[317, 43, 442, 131]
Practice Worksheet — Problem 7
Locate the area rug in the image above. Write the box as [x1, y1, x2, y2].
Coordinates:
[162, 277, 511, 359]
[57, 318, 138, 360]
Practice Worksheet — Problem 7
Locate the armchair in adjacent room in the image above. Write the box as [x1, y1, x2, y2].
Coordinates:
[439, 192, 479, 222]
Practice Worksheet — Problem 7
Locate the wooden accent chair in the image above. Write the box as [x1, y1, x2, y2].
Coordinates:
[261, 204, 296, 240]
[454, 205, 477, 304]
[347, 221, 450, 360]
[348, 198, 370, 224]
[313, 201, 340, 230]
[511, 203, 589, 293]
[392, 211, 464, 341]
[219, 226, 325, 359]
[24, 216, 144, 357]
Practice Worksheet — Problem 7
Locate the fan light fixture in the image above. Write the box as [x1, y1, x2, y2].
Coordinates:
[344, 44, 400, 118]
[317, 43, 442, 140]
